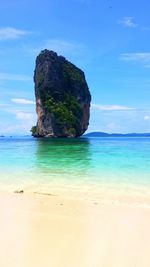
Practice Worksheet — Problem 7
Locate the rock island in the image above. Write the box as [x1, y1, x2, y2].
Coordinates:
[31, 49, 91, 137]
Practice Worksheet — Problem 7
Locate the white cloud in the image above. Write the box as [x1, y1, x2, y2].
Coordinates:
[0, 27, 28, 40]
[91, 104, 135, 111]
[0, 123, 29, 135]
[0, 72, 31, 81]
[106, 122, 116, 131]
[120, 53, 150, 62]
[144, 115, 150, 120]
[24, 39, 84, 59]
[11, 98, 35, 105]
[118, 17, 137, 28]
[16, 112, 34, 120]
[15, 111, 36, 133]
[89, 106, 150, 133]
[45, 39, 82, 54]
[0, 110, 36, 135]
[120, 53, 150, 67]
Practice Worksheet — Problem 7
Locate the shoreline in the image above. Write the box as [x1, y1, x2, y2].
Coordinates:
[1, 179, 150, 208]
[1, 191, 150, 266]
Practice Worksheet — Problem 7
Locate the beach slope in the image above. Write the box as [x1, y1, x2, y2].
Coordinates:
[0, 192, 150, 267]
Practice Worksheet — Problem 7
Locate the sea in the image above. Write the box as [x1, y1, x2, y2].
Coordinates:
[0, 136, 150, 204]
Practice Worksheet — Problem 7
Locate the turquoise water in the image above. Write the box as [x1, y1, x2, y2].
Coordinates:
[0, 136, 150, 194]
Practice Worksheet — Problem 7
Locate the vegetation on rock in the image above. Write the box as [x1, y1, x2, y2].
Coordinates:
[45, 93, 83, 136]
[31, 126, 37, 135]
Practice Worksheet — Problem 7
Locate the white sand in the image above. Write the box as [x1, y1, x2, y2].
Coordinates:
[0, 192, 150, 267]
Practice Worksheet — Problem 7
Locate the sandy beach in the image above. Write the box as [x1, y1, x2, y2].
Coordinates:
[1, 191, 150, 267]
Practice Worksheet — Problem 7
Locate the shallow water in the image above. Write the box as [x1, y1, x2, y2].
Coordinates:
[0, 136, 150, 196]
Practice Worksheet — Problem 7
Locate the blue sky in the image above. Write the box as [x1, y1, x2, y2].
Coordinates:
[1, 0, 150, 134]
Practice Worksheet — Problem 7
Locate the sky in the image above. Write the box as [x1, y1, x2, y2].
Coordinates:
[1, 0, 150, 135]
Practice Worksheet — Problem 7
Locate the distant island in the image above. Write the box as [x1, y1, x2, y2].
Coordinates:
[84, 132, 150, 137]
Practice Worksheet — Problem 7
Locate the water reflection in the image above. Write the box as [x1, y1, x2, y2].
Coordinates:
[34, 137, 92, 181]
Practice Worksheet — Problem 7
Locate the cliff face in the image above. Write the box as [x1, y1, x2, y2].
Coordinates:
[32, 49, 91, 137]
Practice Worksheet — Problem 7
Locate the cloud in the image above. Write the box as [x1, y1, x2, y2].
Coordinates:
[89, 106, 150, 133]
[144, 115, 150, 121]
[91, 104, 135, 111]
[15, 111, 36, 133]
[120, 53, 150, 67]
[0, 27, 28, 40]
[16, 112, 34, 120]
[106, 122, 116, 131]
[120, 53, 150, 62]
[118, 17, 137, 28]
[0, 111, 36, 135]
[45, 39, 82, 54]
[0, 72, 31, 81]
[24, 39, 84, 59]
[0, 109, 36, 135]
[11, 98, 35, 105]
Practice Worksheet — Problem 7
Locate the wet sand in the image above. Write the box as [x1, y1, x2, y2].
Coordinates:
[1, 192, 150, 267]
